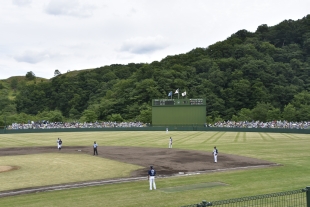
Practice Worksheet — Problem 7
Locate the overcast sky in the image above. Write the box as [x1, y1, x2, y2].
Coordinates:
[1, 0, 309, 79]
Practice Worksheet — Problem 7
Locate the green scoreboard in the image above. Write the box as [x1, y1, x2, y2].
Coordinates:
[152, 98, 206, 126]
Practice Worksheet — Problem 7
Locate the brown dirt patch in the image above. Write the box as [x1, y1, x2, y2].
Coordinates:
[0, 146, 276, 177]
[0, 166, 19, 173]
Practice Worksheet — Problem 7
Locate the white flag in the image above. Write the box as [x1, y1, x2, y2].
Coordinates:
[182, 91, 186, 96]
[174, 89, 179, 94]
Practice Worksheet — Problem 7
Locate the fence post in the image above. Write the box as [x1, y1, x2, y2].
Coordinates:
[306, 186, 310, 207]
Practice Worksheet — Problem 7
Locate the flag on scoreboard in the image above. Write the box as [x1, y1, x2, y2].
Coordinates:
[182, 91, 187, 96]
[174, 89, 179, 94]
[168, 91, 172, 97]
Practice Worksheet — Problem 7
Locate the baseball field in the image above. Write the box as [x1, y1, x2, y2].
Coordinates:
[0, 131, 309, 207]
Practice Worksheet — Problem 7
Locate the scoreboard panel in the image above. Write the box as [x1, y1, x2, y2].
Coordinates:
[152, 98, 206, 126]
[152, 98, 205, 106]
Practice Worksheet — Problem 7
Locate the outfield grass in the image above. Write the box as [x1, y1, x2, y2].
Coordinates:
[0, 153, 143, 191]
[0, 131, 310, 207]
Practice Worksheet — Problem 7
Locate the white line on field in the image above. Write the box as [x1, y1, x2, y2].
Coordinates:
[0, 164, 280, 198]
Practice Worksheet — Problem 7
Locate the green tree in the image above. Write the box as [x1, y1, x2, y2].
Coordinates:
[107, 114, 124, 122]
[291, 91, 310, 108]
[267, 108, 282, 121]
[49, 110, 64, 122]
[69, 108, 81, 120]
[251, 102, 273, 122]
[237, 108, 252, 121]
[54, 69, 61, 77]
[10, 78, 18, 91]
[80, 109, 98, 122]
[138, 107, 152, 123]
[282, 103, 297, 121]
[25, 71, 36, 81]
[296, 104, 310, 121]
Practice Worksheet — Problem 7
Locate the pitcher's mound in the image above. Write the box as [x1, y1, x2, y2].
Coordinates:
[0, 166, 19, 173]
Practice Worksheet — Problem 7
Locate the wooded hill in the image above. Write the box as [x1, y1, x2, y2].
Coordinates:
[1, 14, 310, 125]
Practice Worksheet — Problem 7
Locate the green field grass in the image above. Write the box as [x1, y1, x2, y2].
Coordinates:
[0, 131, 310, 207]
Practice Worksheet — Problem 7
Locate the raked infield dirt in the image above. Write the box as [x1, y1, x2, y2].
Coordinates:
[0, 146, 278, 197]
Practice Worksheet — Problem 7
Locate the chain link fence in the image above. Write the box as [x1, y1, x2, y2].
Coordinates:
[181, 187, 310, 207]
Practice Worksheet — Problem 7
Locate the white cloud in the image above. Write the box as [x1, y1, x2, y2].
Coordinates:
[120, 36, 169, 54]
[13, 50, 51, 64]
[12, 0, 32, 6]
[45, 0, 95, 18]
[1, 0, 310, 79]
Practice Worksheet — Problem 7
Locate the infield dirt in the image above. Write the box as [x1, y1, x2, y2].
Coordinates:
[0, 146, 275, 176]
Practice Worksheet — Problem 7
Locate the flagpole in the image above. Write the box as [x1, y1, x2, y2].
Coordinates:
[178, 89, 179, 99]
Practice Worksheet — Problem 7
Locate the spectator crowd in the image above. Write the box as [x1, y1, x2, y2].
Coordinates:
[206, 120, 310, 129]
[8, 121, 145, 130]
[7, 120, 310, 130]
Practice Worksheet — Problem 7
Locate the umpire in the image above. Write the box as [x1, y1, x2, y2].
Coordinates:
[93, 141, 98, 155]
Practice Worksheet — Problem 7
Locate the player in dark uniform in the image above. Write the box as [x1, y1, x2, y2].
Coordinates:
[93, 141, 98, 155]
[148, 166, 156, 190]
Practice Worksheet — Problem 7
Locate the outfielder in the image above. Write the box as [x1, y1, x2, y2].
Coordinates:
[57, 138, 60, 149]
[213, 146, 218, 163]
[169, 137, 172, 148]
[148, 166, 156, 190]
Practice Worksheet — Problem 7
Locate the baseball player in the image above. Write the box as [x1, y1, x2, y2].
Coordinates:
[58, 139, 62, 150]
[213, 146, 218, 163]
[148, 166, 156, 190]
[93, 141, 98, 155]
[57, 138, 60, 149]
[169, 137, 172, 148]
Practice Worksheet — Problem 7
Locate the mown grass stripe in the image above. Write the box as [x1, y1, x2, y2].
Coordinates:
[234, 132, 240, 143]
[280, 133, 296, 140]
[177, 131, 206, 144]
[264, 133, 275, 141]
[212, 132, 226, 143]
[284, 133, 301, 140]
[202, 132, 221, 144]
[259, 133, 268, 141]
[243, 132, 246, 142]
[0, 135, 37, 147]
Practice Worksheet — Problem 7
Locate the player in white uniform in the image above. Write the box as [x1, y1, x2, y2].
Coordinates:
[58, 139, 62, 150]
[57, 138, 60, 149]
[213, 146, 218, 163]
[169, 137, 172, 148]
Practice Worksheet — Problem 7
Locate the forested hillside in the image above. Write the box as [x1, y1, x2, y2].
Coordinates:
[1, 15, 310, 125]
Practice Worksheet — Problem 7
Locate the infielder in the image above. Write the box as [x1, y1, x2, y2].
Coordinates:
[93, 141, 98, 155]
[169, 137, 172, 148]
[148, 166, 156, 190]
[58, 139, 62, 150]
[57, 138, 60, 149]
[213, 146, 218, 163]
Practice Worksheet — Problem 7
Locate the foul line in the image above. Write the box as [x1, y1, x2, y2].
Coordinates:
[0, 164, 280, 198]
